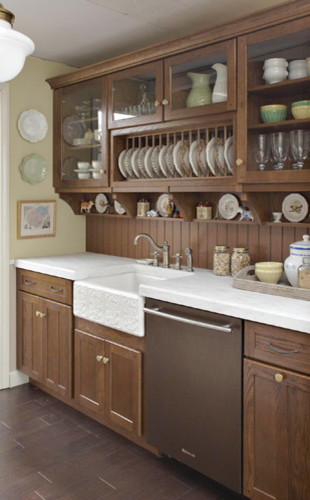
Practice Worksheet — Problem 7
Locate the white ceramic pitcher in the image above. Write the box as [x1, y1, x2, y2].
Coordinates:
[211, 63, 227, 103]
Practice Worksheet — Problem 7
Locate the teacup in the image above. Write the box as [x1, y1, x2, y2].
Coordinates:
[272, 211, 282, 223]
[92, 160, 102, 170]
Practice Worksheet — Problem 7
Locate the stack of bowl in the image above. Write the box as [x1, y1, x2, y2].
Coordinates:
[77, 162, 90, 179]
[255, 262, 283, 284]
[260, 104, 287, 123]
[291, 100, 310, 119]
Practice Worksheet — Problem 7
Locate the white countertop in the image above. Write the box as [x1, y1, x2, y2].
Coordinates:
[15, 252, 310, 334]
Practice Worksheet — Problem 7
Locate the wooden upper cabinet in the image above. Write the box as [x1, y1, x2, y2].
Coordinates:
[108, 61, 164, 129]
[244, 359, 310, 500]
[54, 76, 109, 189]
[237, 16, 310, 189]
[164, 39, 236, 121]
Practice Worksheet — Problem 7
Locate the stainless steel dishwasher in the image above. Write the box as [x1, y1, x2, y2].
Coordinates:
[145, 298, 242, 494]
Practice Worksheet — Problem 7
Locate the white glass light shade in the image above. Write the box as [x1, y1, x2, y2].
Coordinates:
[0, 18, 34, 82]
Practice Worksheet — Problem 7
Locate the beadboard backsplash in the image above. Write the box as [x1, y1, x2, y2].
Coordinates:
[86, 217, 309, 269]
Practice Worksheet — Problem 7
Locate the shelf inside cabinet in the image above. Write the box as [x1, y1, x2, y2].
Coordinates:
[67, 144, 101, 151]
[248, 76, 310, 97]
[248, 118, 310, 132]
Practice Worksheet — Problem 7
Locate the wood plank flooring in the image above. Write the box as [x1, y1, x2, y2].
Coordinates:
[0, 384, 246, 500]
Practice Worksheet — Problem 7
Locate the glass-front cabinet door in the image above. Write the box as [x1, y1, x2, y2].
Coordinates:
[164, 39, 236, 121]
[108, 61, 163, 128]
[54, 77, 108, 188]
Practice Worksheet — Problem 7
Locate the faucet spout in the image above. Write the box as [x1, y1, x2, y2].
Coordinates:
[134, 233, 170, 268]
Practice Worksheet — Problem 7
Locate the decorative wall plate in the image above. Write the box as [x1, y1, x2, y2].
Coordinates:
[95, 193, 109, 213]
[282, 193, 309, 222]
[19, 154, 47, 184]
[218, 193, 240, 220]
[18, 109, 48, 143]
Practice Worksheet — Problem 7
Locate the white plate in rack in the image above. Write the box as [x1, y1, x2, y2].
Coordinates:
[158, 145, 168, 177]
[131, 148, 140, 178]
[206, 137, 216, 175]
[118, 149, 127, 179]
[151, 145, 161, 178]
[224, 136, 234, 174]
[165, 144, 175, 177]
[137, 147, 147, 178]
[282, 193, 309, 222]
[144, 147, 155, 178]
[124, 148, 136, 178]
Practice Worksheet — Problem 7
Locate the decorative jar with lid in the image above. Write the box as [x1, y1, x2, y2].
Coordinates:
[284, 234, 310, 287]
[231, 248, 250, 277]
[213, 246, 230, 276]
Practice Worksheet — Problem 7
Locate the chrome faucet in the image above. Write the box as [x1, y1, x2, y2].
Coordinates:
[185, 248, 193, 272]
[134, 233, 170, 268]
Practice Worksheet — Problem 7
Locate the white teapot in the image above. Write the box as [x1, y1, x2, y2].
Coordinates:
[284, 234, 310, 287]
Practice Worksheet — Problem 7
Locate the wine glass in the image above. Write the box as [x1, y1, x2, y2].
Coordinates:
[271, 132, 289, 170]
[289, 129, 309, 169]
[254, 134, 271, 171]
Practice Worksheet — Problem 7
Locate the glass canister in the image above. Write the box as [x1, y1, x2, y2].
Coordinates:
[231, 247, 250, 277]
[213, 246, 230, 276]
[298, 257, 310, 289]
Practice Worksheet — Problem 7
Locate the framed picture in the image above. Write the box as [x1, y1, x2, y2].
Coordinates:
[17, 200, 56, 239]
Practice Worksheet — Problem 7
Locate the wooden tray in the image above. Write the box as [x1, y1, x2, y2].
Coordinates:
[233, 265, 310, 301]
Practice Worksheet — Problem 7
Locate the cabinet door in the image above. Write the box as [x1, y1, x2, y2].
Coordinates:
[74, 330, 105, 413]
[108, 61, 163, 128]
[104, 341, 142, 436]
[164, 39, 236, 121]
[54, 76, 108, 189]
[17, 291, 43, 382]
[244, 359, 310, 500]
[42, 299, 72, 398]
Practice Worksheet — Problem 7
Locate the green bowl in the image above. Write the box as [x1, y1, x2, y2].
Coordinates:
[260, 106, 287, 123]
[291, 100, 310, 107]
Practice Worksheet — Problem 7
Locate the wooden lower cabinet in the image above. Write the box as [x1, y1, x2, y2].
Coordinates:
[243, 359, 310, 500]
[17, 290, 72, 398]
[74, 328, 142, 436]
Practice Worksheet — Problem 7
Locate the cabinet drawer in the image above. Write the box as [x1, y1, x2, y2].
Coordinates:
[17, 269, 73, 305]
[245, 321, 310, 375]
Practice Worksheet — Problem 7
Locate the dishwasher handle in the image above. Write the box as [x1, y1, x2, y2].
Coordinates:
[144, 306, 232, 334]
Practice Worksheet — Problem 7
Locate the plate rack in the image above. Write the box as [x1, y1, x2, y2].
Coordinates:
[113, 123, 234, 184]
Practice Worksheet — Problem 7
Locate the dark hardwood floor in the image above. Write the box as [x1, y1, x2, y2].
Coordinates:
[0, 384, 245, 500]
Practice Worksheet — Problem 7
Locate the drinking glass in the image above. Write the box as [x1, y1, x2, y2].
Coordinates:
[254, 134, 271, 171]
[271, 132, 289, 170]
[289, 129, 309, 169]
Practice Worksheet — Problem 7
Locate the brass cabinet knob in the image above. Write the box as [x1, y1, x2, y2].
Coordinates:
[235, 158, 243, 166]
[162, 99, 169, 106]
[96, 355, 103, 362]
[275, 373, 284, 383]
[35, 311, 45, 318]
[154, 100, 160, 107]
[103, 357, 110, 364]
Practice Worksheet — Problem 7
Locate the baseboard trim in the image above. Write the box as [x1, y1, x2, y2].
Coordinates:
[9, 370, 29, 388]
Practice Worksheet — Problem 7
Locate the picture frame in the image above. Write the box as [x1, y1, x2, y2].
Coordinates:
[17, 200, 56, 239]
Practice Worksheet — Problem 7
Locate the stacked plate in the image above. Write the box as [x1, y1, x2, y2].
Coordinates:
[117, 136, 234, 179]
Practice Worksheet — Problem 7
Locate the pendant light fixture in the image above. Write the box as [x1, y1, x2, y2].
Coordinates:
[0, 3, 34, 82]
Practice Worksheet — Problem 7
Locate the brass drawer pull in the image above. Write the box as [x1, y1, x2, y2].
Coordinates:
[275, 373, 284, 383]
[267, 342, 299, 355]
[50, 286, 63, 294]
[25, 279, 36, 286]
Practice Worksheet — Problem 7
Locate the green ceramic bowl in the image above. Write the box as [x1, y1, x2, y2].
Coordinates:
[260, 105, 287, 123]
[291, 100, 310, 107]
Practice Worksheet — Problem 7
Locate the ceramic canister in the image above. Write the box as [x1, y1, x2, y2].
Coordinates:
[263, 58, 288, 84]
[288, 59, 308, 80]
[284, 234, 310, 287]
